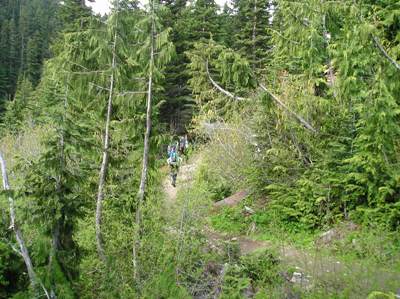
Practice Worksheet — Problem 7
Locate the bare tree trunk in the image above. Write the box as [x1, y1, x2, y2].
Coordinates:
[134, 0, 156, 281]
[95, 17, 118, 262]
[137, 22, 155, 203]
[0, 152, 50, 298]
[252, 0, 257, 70]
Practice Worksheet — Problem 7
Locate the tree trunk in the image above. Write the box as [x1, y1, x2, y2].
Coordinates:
[134, 0, 156, 281]
[0, 152, 50, 298]
[252, 0, 257, 70]
[137, 18, 155, 203]
[95, 18, 118, 262]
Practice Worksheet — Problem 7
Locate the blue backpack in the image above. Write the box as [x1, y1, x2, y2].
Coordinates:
[170, 150, 177, 162]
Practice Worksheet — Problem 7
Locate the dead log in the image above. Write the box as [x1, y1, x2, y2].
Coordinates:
[214, 190, 249, 208]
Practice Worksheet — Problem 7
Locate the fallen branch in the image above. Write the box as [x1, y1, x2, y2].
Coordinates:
[214, 190, 249, 208]
[205, 61, 246, 101]
[0, 152, 50, 298]
[372, 35, 400, 71]
[259, 84, 317, 133]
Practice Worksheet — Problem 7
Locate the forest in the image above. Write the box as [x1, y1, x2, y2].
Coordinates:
[0, 0, 399, 298]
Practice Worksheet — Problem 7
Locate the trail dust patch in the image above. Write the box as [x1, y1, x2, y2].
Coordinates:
[163, 158, 199, 206]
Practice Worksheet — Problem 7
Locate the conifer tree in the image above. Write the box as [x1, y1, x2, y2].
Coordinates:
[0, 152, 51, 298]
[233, 0, 272, 72]
[2, 78, 33, 132]
[158, 0, 191, 133]
[219, 3, 235, 48]
[159, 0, 222, 132]
[0, 0, 60, 106]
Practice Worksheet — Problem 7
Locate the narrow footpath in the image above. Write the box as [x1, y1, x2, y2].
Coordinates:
[163, 155, 400, 295]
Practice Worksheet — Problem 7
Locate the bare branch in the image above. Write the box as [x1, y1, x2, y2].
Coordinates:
[267, 27, 300, 45]
[372, 35, 400, 71]
[67, 70, 107, 75]
[205, 61, 246, 101]
[89, 82, 110, 91]
[67, 61, 89, 71]
[259, 84, 317, 133]
[117, 91, 148, 96]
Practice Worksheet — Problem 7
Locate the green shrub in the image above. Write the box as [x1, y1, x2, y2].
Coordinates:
[240, 250, 281, 287]
[221, 249, 282, 298]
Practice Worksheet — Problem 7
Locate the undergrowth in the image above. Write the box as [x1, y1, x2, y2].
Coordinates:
[192, 139, 400, 298]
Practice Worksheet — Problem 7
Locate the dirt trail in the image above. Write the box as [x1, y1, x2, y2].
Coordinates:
[163, 157, 400, 296]
[163, 157, 269, 256]
[163, 161, 197, 205]
[163, 157, 400, 295]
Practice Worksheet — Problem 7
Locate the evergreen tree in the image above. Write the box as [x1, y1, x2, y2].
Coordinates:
[219, 2, 235, 48]
[2, 78, 33, 132]
[26, 32, 43, 87]
[186, 0, 400, 229]
[233, 0, 272, 72]
[0, 0, 60, 109]
[159, 0, 222, 133]
[158, 0, 192, 133]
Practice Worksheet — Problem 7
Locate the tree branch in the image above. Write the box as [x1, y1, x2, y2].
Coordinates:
[259, 84, 317, 133]
[205, 60, 246, 101]
[2, 238, 22, 256]
[89, 82, 110, 91]
[372, 35, 400, 71]
[204, 61, 316, 133]
[117, 91, 148, 96]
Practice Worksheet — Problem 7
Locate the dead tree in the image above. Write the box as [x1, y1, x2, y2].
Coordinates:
[0, 152, 50, 298]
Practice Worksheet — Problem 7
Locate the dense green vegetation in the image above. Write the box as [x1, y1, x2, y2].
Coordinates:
[0, 0, 399, 298]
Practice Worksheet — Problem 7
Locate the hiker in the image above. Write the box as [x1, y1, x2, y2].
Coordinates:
[167, 144, 181, 187]
[178, 135, 188, 158]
